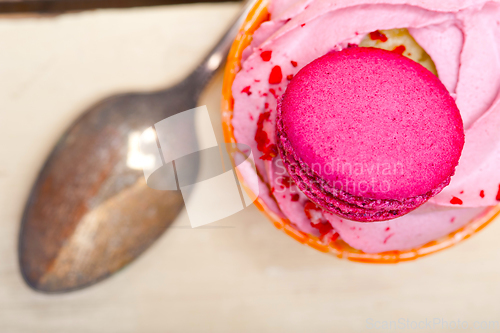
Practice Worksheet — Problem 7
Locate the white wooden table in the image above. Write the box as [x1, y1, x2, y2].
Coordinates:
[0, 3, 499, 332]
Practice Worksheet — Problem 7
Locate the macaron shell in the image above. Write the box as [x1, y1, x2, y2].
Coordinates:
[279, 47, 464, 200]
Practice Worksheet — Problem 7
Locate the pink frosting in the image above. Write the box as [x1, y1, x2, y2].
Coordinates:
[324, 204, 484, 253]
[231, 0, 500, 252]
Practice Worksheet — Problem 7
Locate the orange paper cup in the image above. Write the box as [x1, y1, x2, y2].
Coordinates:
[221, 0, 500, 263]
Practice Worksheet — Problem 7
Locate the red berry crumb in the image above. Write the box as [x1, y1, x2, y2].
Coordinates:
[304, 202, 337, 243]
[369, 30, 388, 42]
[268, 66, 282, 84]
[260, 144, 277, 160]
[255, 111, 278, 160]
[291, 193, 300, 201]
[480, 190, 485, 198]
[255, 112, 270, 151]
[279, 176, 294, 188]
[383, 233, 394, 244]
[450, 197, 463, 205]
[304, 202, 325, 224]
[392, 45, 406, 55]
[260, 50, 272, 61]
[241, 86, 251, 95]
[269, 88, 279, 99]
[291, 60, 298, 67]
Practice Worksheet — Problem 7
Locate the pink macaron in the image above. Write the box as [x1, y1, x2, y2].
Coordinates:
[276, 47, 465, 222]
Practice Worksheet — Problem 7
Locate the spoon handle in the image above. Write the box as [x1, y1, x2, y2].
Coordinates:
[188, 0, 257, 97]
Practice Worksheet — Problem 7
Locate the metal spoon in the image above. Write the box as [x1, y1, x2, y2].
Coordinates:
[19, 0, 255, 293]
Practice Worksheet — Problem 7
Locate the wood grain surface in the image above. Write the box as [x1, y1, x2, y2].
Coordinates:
[0, 3, 499, 332]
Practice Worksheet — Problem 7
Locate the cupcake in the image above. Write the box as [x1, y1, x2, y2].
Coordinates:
[222, 0, 500, 262]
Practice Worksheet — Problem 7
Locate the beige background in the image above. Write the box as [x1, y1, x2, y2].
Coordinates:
[0, 3, 499, 332]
